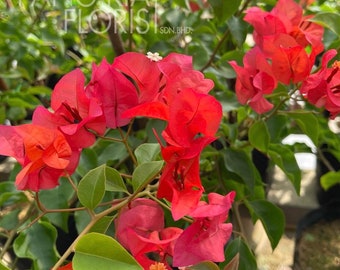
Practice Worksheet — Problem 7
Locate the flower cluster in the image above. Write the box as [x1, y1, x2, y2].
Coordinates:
[115, 192, 235, 268]
[229, 0, 331, 114]
[0, 52, 233, 268]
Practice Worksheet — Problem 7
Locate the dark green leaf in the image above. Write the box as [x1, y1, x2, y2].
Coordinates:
[223, 253, 239, 270]
[224, 148, 261, 192]
[77, 164, 106, 210]
[227, 16, 248, 48]
[288, 111, 319, 145]
[0, 209, 20, 230]
[73, 232, 142, 270]
[208, 0, 242, 22]
[247, 200, 285, 250]
[132, 161, 164, 192]
[76, 148, 98, 177]
[268, 144, 301, 194]
[222, 238, 257, 270]
[39, 178, 75, 232]
[13, 221, 59, 269]
[249, 120, 270, 152]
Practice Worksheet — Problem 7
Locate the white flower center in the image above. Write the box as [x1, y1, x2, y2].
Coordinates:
[146, 52, 163, 62]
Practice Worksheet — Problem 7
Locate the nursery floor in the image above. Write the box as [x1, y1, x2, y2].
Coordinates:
[253, 153, 319, 270]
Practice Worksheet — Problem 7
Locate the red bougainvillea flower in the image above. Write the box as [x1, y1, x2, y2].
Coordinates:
[115, 199, 182, 268]
[162, 88, 222, 147]
[267, 34, 313, 84]
[85, 58, 138, 129]
[57, 262, 73, 270]
[271, 0, 323, 51]
[124, 87, 222, 148]
[244, 0, 323, 53]
[0, 124, 78, 191]
[300, 49, 340, 118]
[157, 137, 216, 220]
[115, 198, 164, 250]
[112, 52, 195, 105]
[126, 227, 183, 269]
[112, 52, 166, 104]
[173, 192, 235, 267]
[32, 69, 106, 149]
[229, 47, 277, 114]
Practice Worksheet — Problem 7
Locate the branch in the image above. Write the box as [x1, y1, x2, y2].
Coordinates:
[100, 14, 125, 56]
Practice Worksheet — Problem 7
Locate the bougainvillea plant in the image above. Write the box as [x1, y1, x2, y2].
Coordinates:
[0, 0, 339, 269]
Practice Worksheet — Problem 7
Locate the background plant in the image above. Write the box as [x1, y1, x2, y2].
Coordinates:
[0, 0, 340, 269]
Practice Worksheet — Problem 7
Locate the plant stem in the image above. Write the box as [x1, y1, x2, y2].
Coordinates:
[51, 189, 149, 269]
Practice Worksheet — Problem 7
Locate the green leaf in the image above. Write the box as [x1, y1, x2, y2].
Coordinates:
[132, 161, 164, 192]
[0, 261, 11, 270]
[77, 164, 106, 210]
[13, 221, 59, 270]
[249, 120, 270, 152]
[223, 253, 239, 270]
[105, 166, 128, 193]
[73, 232, 142, 270]
[288, 111, 319, 145]
[134, 143, 161, 164]
[222, 238, 257, 270]
[227, 16, 248, 48]
[90, 216, 114, 234]
[208, 0, 242, 22]
[187, 261, 220, 269]
[26, 86, 52, 96]
[0, 182, 27, 207]
[268, 144, 301, 194]
[224, 148, 261, 192]
[39, 178, 75, 231]
[76, 148, 98, 177]
[0, 209, 20, 230]
[310, 12, 340, 37]
[320, 171, 340, 191]
[247, 200, 285, 250]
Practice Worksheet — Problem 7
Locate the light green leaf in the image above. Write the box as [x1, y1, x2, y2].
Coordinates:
[134, 143, 160, 164]
[0, 261, 11, 270]
[105, 166, 128, 193]
[249, 120, 270, 152]
[13, 221, 58, 269]
[247, 200, 285, 250]
[320, 171, 340, 191]
[89, 216, 114, 234]
[73, 232, 142, 270]
[132, 161, 164, 192]
[77, 164, 106, 210]
[288, 111, 319, 145]
[310, 12, 340, 37]
[268, 144, 301, 194]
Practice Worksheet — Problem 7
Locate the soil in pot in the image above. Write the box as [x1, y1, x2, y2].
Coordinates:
[294, 205, 340, 270]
